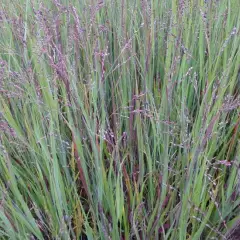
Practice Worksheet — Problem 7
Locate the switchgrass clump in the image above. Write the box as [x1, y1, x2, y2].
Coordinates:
[0, 0, 239, 239]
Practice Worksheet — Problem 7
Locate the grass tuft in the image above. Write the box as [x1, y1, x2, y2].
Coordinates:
[0, 0, 239, 239]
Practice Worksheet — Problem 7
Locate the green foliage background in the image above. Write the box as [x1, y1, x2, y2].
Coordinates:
[0, 0, 239, 239]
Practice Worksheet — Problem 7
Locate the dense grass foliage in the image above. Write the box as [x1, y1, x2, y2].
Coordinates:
[0, 0, 239, 239]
